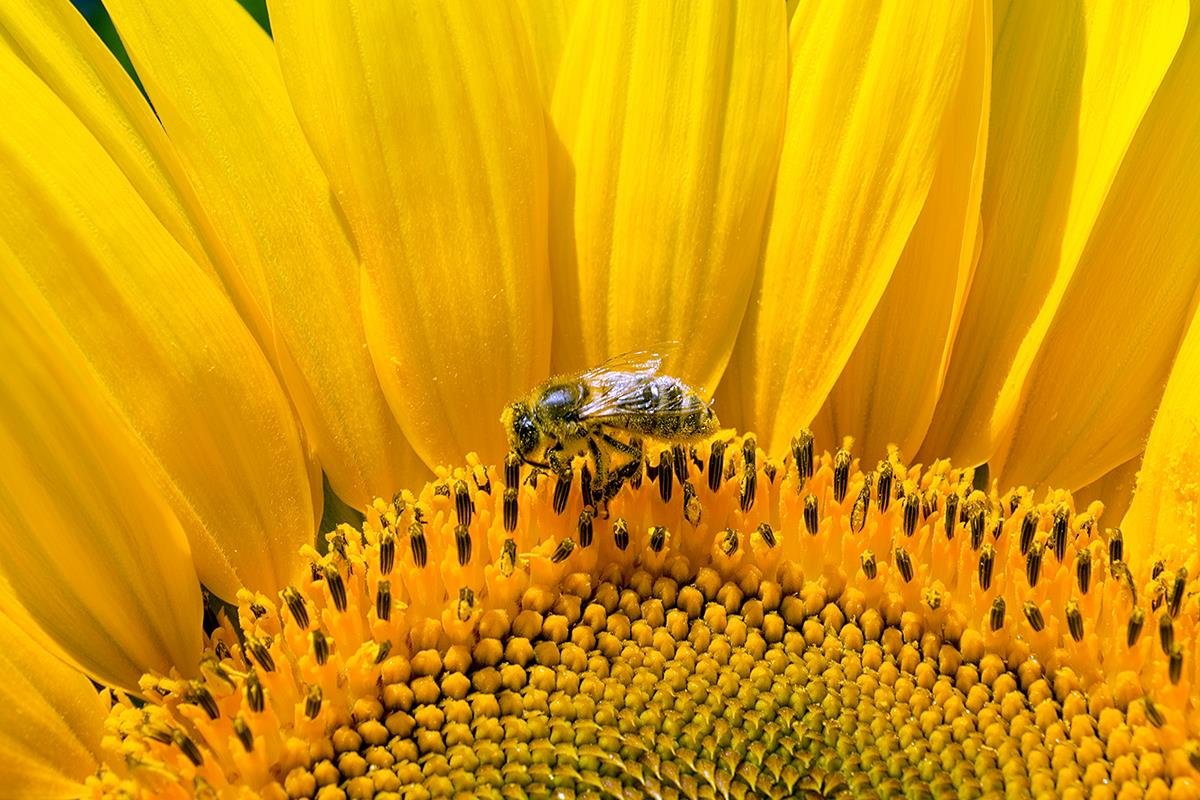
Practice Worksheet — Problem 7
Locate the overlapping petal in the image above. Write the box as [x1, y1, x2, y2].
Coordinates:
[548, 0, 787, 396]
[0, 247, 202, 689]
[919, 0, 1189, 471]
[812, 1, 990, 461]
[271, 1, 550, 469]
[0, 609, 104, 800]
[517, 0, 578, 101]
[101, 0, 424, 504]
[724, 1, 975, 456]
[0, 40, 316, 601]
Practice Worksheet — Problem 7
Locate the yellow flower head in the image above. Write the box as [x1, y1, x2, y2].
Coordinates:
[0, 1, 1199, 798]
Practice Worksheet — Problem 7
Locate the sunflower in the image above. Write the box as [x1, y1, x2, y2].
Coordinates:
[2, 1, 1199, 798]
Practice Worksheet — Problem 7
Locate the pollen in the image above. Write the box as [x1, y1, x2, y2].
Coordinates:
[91, 434, 1200, 799]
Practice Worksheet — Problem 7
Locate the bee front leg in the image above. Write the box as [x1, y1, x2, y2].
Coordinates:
[545, 442, 571, 477]
[598, 434, 644, 510]
[586, 436, 609, 511]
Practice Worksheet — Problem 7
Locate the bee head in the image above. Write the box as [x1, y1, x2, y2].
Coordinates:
[501, 401, 540, 459]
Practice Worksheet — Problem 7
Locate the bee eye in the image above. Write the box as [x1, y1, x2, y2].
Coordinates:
[514, 411, 539, 456]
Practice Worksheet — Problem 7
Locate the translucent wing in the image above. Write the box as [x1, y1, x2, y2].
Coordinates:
[575, 349, 708, 421]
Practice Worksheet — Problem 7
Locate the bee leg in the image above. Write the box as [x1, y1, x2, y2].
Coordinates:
[545, 443, 571, 477]
[596, 435, 644, 515]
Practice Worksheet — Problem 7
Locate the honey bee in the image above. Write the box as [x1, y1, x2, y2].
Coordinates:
[501, 351, 718, 505]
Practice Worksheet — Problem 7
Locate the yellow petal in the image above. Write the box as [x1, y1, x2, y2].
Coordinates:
[811, 1, 990, 460]
[1122, 301, 1200, 573]
[549, 0, 787, 395]
[271, 1, 551, 468]
[723, 1, 975, 456]
[0, 247, 202, 690]
[1077, 452, 1142, 526]
[918, 0, 1189, 468]
[517, 0, 578, 101]
[0, 3, 214, 273]
[0, 45, 315, 600]
[991, 14, 1200, 491]
[0, 609, 104, 799]
[102, 0, 423, 502]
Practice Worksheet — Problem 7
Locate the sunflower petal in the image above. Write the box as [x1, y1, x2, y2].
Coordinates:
[0, 248, 203, 690]
[549, 1, 787, 395]
[517, 0, 578, 100]
[1122, 303, 1200, 572]
[0, 45, 315, 601]
[811, 1, 990, 460]
[0, 609, 104, 799]
[918, 0, 1189, 468]
[724, 1, 975, 455]
[1078, 452, 1142, 527]
[271, 1, 550, 467]
[102, 0, 423, 502]
[991, 15, 1200, 491]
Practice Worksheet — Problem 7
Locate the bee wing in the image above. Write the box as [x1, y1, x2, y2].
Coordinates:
[575, 350, 708, 421]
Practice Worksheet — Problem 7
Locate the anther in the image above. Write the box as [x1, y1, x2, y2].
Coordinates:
[282, 586, 309, 629]
[764, 462, 777, 484]
[1020, 511, 1037, 556]
[1159, 612, 1174, 655]
[978, 545, 994, 592]
[454, 524, 472, 566]
[1051, 505, 1068, 562]
[708, 441, 726, 492]
[1025, 547, 1042, 589]
[1170, 646, 1183, 685]
[409, 522, 428, 568]
[305, 685, 322, 719]
[1076, 550, 1091, 595]
[833, 449, 851, 503]
[1153, 560, 1165, 580]
[943, 494, 959, 540]
[580, 463, 594, 508]
[249, 601, 267, 619]
[673, 444, 689, 486]
[649, 526, 667, 553]
[757, 522, 777, 549]
[551, 538, 575, 564]
[683, 482, 702, 526]
[499, 539, 517, 577]
[312, 630, 329, 665]
[1127, 608, 1145, 647]
[578, 508, 595, 549]
[374, 641, 392, 665]
[378, 530, 396, 575]
[1108, 528, 1124, 563]
[1023, 602, 1045, 633]
[850, 484, 869, 534]
[376, 580, 392, 621]
[990, 598, 1006, 631]
[613, 518, 630, 551]
[657, 450, 674, 503]
[187, 681, 219, 720]
[323, 565, 348, 612]
[876, 461, 893, 513]
[803, 494, 819, 535]
[245, 671, 265, 713]
[792, 430, 814, 484]
[172, 730, 204, 766]
[457, 587, 475, 622]
[1145, 697, 1164, 728]
[233, 716, 254, 752]
[453, 480, 473, 526]
[902, 493, 919, 537]
[1065, 601, 1084, 643]
[894, 548, 913, 584]
[246, 637, 275, 673]
[861, 551, 877, 580]
[1169, 568, 1187, 618]
[739, 463, 756, 512]
[553, 468, 573, 515]
[503, 487, 518, 533]
[969, 506, 986, 550]
[922, 490, 937, 521]
[505, 452, 521, 489]
[720, 528, 739, 557]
